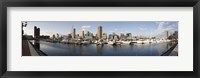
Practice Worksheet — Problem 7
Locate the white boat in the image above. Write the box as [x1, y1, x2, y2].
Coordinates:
[165, 39, 171, 42]
[122, 41, 131, 44]
[108, 41, 116, 45]
[74, 40, 81, 44]
[61, 39, 69, 43]
[97, 39, 104, 45]
[94, 40, 98, 44]
[142, 40, 149, 44]
[136, 41, 143, 44]
[155, 40, 161, 43]
[103, 40, 108, 44]
[81, 40, 90, 44]
[97, 42, 103, 45]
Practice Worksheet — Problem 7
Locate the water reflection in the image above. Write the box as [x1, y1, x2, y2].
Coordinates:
[96, 45, 103, 55]
[29, 40, 178, 56]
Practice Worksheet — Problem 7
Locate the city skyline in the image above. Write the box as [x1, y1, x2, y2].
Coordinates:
[23, 21, 178, 38]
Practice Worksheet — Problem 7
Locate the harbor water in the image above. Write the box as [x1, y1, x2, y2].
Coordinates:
[30, 40, 178, 56]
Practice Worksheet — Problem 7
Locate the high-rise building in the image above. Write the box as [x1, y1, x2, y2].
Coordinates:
[126, 33, 132, 37]
[67, 34, 72, 38]
[126, 33, 132, 40]
[173, 31, 178, 37]
[113, 35, 119, 40]
[72, 28, 76, 39]
[120, 33, 126, 40]
[108, 34, 113, 40]
[80, 30, 84, 38]
[56, 33, 59, 39]
[85, 31, 93, 39]
[76, 34, 80, 39]
[52, 34, 55, 39]
[34, 26, 40, 40]
[102, 33, 107, 40]
[166, 31, 170, 39]
[97, 26, 102, 39]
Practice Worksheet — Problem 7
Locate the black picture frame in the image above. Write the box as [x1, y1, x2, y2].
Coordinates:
[0, 0, 199, 78]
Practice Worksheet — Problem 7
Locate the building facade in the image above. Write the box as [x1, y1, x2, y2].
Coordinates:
[72, 28, 76, 39]
[166, 31, 171, 39]
[80, 30, 84, 39]
[102, 33, 107, 40]
[34, 26, 40, 40]
[97, 26, 102, 39]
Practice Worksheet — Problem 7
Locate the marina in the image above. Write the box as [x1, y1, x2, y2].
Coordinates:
[28, 39, 178, 56]
[22, 21, 178, 56]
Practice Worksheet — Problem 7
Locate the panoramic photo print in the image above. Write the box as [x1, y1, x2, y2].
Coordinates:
[22, 21, 178, 56]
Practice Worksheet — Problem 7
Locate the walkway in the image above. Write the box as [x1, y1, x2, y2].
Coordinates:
[22, 40, 39, 56]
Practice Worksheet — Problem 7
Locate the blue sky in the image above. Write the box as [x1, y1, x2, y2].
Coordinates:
[23, 21, 178, 38]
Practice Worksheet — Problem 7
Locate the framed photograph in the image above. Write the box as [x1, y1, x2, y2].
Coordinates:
[0, 0, 199, 78]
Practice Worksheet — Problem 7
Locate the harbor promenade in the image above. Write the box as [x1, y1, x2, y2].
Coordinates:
[22, 40, 31, 56]
[22, 40, 39, 56]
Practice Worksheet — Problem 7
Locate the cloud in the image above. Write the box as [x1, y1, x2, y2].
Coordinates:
[154, 22, 178, 38]
[157, 22, 165, 31]
[24, 28, 65, 37]
[156, 22, 177, 32]
[81, 25, 91, 31]
[139, 28, 147, 31]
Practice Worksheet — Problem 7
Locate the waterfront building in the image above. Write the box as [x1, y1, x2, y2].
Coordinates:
[34, 26, 40, 40]
[108, 34, 113, 40]
[173, 31, 178, 37]
[85, 31, 93, 39]
[56, 33, 59, 39]
[168, 31, 178, 40]
[113, 35, 119, 40]
[95, 33, 98, 39]
[67, 34, 72, 38]
[102, 33, 107, 40]
[120, 33, 126, 40]
[72, 28, 76, 39]
[52, 34, 56, 40]
[40, 35, 50, 39]
[108, 33, 117, 40]
[80, 30, 84, 39]
[85, 31, 93, 36]
[76, 34, 80, 39]
[126, 33, 132, 40]
[24, 35, 33, 40]
[97, 26, 102, 39]
[166, 31, 171, 39]
[139, 35, 145, 39]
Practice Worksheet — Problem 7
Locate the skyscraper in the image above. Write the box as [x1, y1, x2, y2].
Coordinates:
[102, 33, 107, 40]
[72, 28, 76, 39]
[97, 26, 102, 39]
[34, 26, 40, 40]
[166, 31, 170, 39]
[120, 33, 126, 40]
[80, 30, 84, 38]
[126, 33, 132, 40]
[52, 34, 55, 40]
[56, 33, 59, 39]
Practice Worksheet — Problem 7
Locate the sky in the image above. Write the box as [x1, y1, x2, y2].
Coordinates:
[23, 21, 178, 38]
